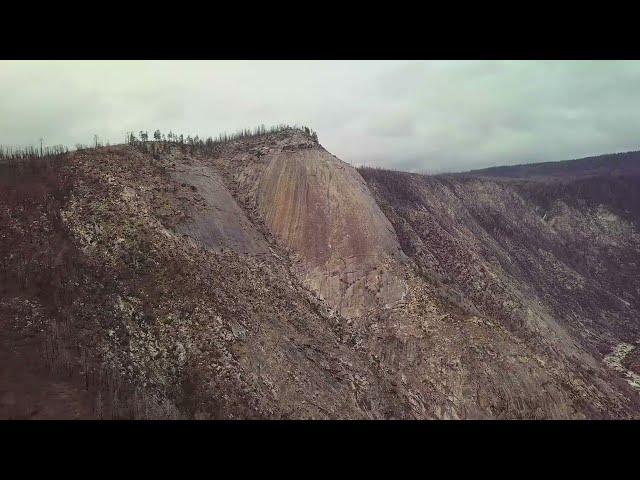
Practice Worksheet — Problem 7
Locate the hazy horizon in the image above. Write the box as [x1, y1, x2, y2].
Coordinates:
[2, 60, 640, 173]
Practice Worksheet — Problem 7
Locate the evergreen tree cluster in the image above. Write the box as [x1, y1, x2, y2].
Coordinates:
[0, 124, 318, 166]
[126, 124, 318, 155]
[0, 144, 69, 165]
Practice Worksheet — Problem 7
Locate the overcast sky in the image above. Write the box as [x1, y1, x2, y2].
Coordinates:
[1, 60, 639, 172]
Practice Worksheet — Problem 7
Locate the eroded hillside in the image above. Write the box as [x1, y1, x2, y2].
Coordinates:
[1, 129, 639, 418]
[360, 161, 640, 403]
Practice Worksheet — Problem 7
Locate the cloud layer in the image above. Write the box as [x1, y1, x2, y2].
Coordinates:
[1, 60, 639, 172]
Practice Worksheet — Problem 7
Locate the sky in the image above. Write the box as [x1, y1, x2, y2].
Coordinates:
[1, 60, 639, 172]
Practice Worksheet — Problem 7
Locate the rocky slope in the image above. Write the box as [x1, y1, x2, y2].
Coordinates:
[1, 130, 639, 419]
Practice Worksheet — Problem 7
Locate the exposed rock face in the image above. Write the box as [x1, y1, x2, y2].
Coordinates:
[170, 162, 268, 254]
[215, 135, 408, 319]
[1, 131, 639, 419]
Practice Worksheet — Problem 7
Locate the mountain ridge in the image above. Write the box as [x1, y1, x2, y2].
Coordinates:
[460, 149, 640, 179]
[1, 129, 639, 419]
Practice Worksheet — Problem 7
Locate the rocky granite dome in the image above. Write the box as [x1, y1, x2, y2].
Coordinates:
[1, 129, 639, 419]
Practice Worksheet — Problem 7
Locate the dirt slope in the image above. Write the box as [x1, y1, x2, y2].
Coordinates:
[170, 161, 268, 254]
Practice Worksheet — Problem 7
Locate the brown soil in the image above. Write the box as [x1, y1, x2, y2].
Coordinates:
[0, 319, 94, 419]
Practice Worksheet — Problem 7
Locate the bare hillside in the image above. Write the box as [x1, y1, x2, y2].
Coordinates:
[1, 129, 639, 419]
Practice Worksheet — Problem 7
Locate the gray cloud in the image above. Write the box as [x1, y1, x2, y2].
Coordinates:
[1, 60, 640, 172]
